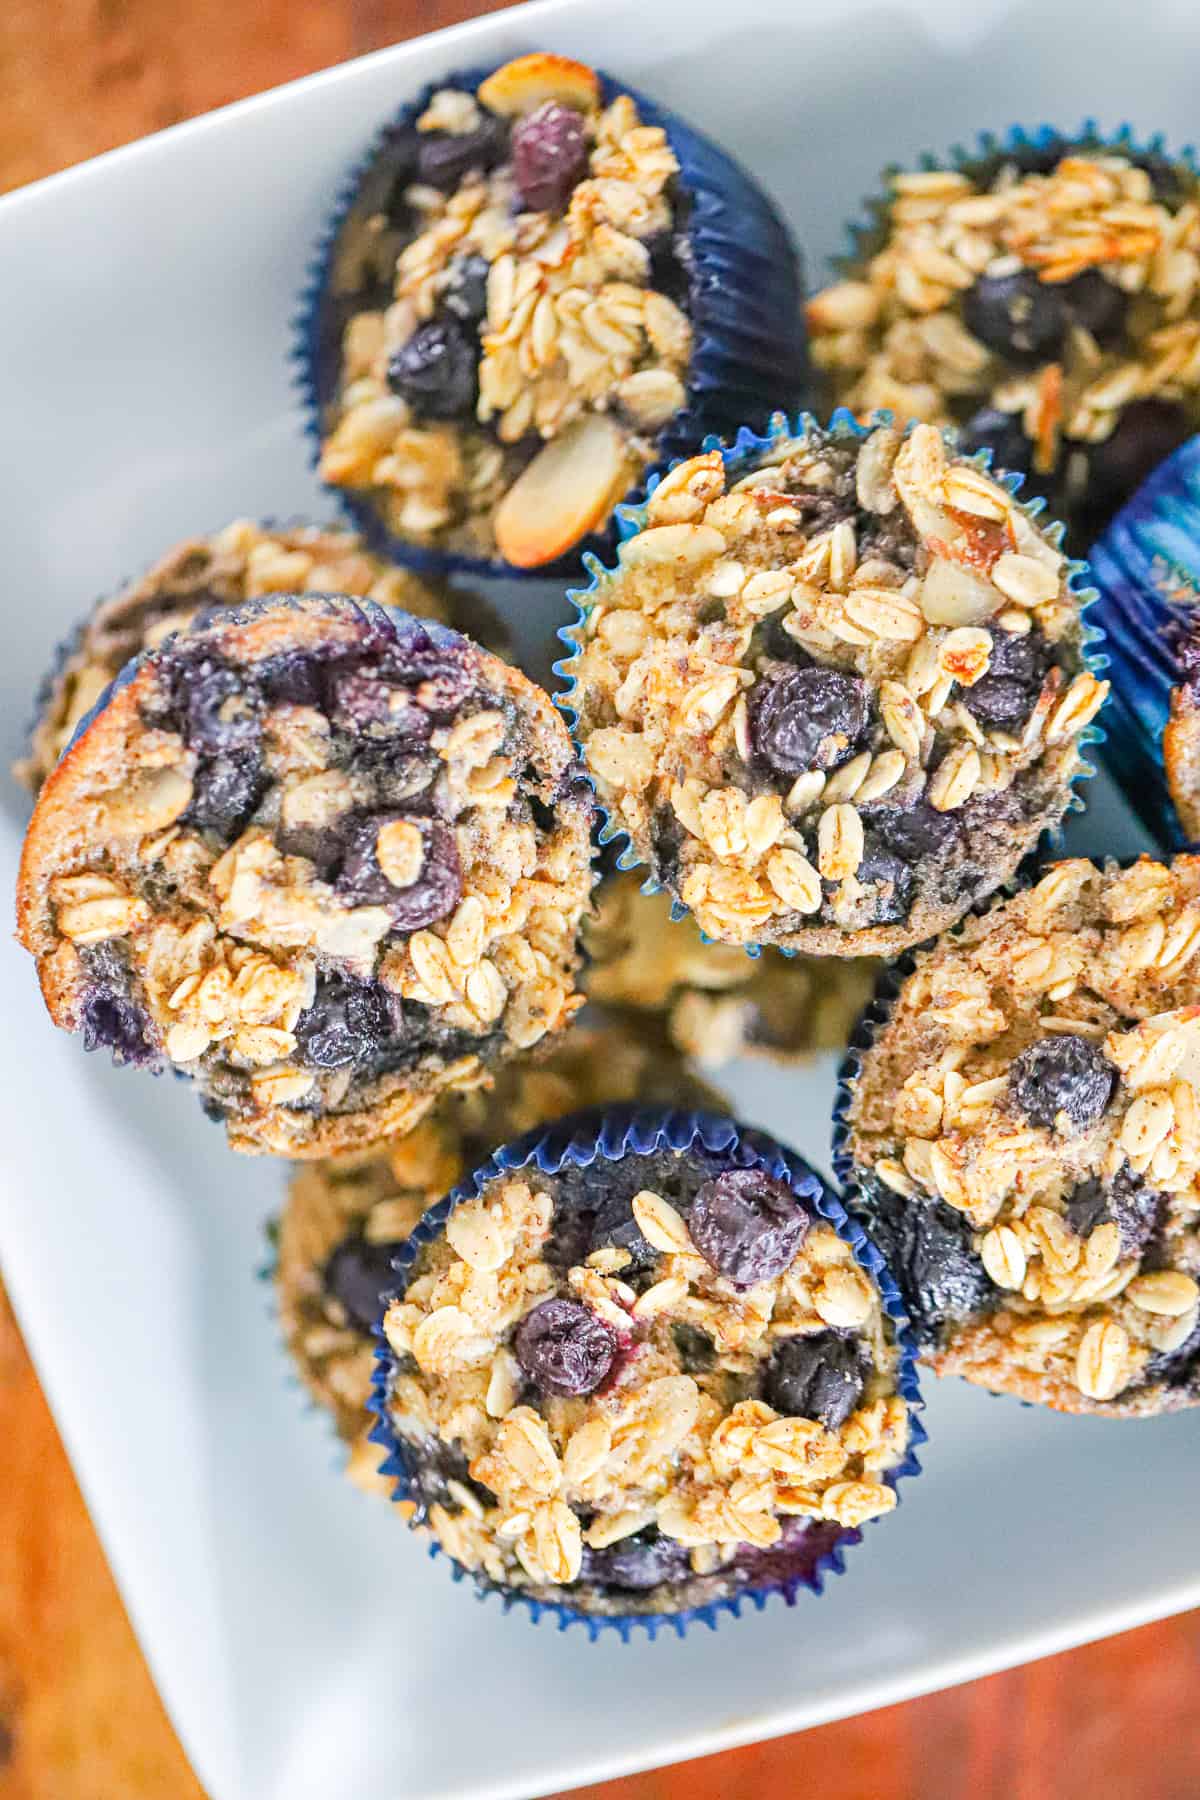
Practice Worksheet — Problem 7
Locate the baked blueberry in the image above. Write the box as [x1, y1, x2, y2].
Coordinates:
[688, 1168, 808, 1287]
[1008, 1034, 1116, 1132]
[515, 1298, 618, 1397]
[511, 102, 589, 212]
[323, 1232, 406, 1331]
[751, 668, 872, 775]
[387, 317, 478, 419]
[962, 269, 1067, 363]
[763, 1332, 867, 1429]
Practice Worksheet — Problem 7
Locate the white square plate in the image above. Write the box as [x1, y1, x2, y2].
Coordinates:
[2, 3, 1198, 1797]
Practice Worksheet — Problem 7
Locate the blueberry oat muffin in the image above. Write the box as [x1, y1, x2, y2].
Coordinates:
[17, 519, 498, 796]
[840, 857, 1200, 1415]
[809, 137, 1200, 546]
[16, 595, 592, 1156]
[584, 872, 878, 1066]
[278, 1020, 726, 1484]
[564, 418, 1107, 957]
[312, 53, 804, 568]
[375, 1113, 915, 1616]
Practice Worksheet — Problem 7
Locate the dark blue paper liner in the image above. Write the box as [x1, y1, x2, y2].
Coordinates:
[1088, 434, 1200, 850]
[554, 408, 1107, 961]
[292, 63, 808, 581]
[20, 517, 503, 797]
[367, 1103, 926, 1640]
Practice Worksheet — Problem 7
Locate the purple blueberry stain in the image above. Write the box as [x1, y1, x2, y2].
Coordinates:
[294, 974, 402, 1071]
[515, 1298, 618, 1398]
[687, 1169, 808, 1287]
[187, 750, 267, 838]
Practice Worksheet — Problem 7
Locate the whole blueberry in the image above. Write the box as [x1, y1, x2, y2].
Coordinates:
[962, 269, 1068, 363]
[751, 668, 871, 776]
[965, 627, 1052, 730]
[581, 1527, 691, 1594]
[859, 1182, 992, 1348]
[511, 102, 590, 213]
[323, 1232, 406, 1332]
[441, 253, 490, 325]
[688, 1169, 808, 1287]
[416, 115, 508, 192]
[336, 812, 462, 930]
[1063, 268, 1128, 342]
[1065, 1166, 1163, 1259]
[387, 317, 477, 419]
[514, 1298, 618, 1398]
[763, 1331, 867, 1430]
[1008, 1033, 1117, 1131]
[295, 975, 401, 1070]
[188, 751, 267, 837]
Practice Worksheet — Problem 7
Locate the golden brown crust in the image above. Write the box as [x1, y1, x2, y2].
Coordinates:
[16, 595, 592, 1158]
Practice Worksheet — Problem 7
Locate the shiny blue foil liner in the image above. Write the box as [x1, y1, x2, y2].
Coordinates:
[1088, 434, 1200, 850]
[367, 1103, 925, 1640]
[292, 63, 807, 581]
[554, 408, 1108, 961]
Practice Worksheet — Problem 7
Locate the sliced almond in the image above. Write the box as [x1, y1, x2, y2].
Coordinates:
[918, 555, 1003, 626]
[477, 53, 601, 117]
[494, 412, 631, 567]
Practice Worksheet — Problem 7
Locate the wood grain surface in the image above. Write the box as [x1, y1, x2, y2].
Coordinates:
[1, 5, 1198, 1798]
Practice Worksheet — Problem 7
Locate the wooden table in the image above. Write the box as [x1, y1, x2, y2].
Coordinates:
[1, 6, 1198, 1796]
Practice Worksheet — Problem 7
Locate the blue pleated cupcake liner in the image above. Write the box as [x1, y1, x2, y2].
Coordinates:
[291, 62, 807, 582]
[20, 515, 502, 797]
[553, 408, 1108, 962]
[1088, 434, 1200, 850]
[366, 1102, 925, 1641]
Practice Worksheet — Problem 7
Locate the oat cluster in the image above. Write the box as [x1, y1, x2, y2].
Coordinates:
[566, 419, 1106, 955]
[19, 520, 474, 795]
[278, 1020, 726, 1468]
[584, 872, 878, 1066]
[16, 597, 591, 1156]
[381, 1158, 908, 1608]
[809, 153, 1200, 515]
[319, 56, 693, 563]
[845, 856, 1200, 1413]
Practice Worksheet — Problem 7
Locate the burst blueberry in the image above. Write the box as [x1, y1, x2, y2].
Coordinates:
[750, 668, 871, 776]
[295, 975, 401, 1071]
[764, 1332, 867, 1430]
[962, 269, 1068, 363]
[416, 115, 509, 192]
[1009, 1033, 1117, 1132]
[336, 812, 462, 928]
[511, 102, 589, 213]
[388, 317, 478, 419]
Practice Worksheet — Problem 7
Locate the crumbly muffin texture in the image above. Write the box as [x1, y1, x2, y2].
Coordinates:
[809, 144, 1200, 546]
[318, 53, 695, 567]
[278, 1019, 727, 1459]
[17, 519, 491, 796]
[16, 595, 591, 1157]
[844, 856, 1200, 1415]
[566, 419, 1107, 956]
[584, 873, 878, 1066]
[380, 1141, 910, 1615]
[1164, 618, 1200, 842]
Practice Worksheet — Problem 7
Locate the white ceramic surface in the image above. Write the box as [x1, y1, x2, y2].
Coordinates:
[1, 3, 1198, 1797]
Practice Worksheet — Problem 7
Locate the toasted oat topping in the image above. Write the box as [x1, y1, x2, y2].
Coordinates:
[277, 1019, 727, 1450]
[17, 520, 485, 797]
[318, 54, 694, 566]
[380, 1148, 910, 1610]
[809, 148, 1200, 541]
[845, 856, 1200, 1413]
[584, 873, 878, 1065]
[565, 419, 1106, 955]
[16, 596, 592, 1156]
